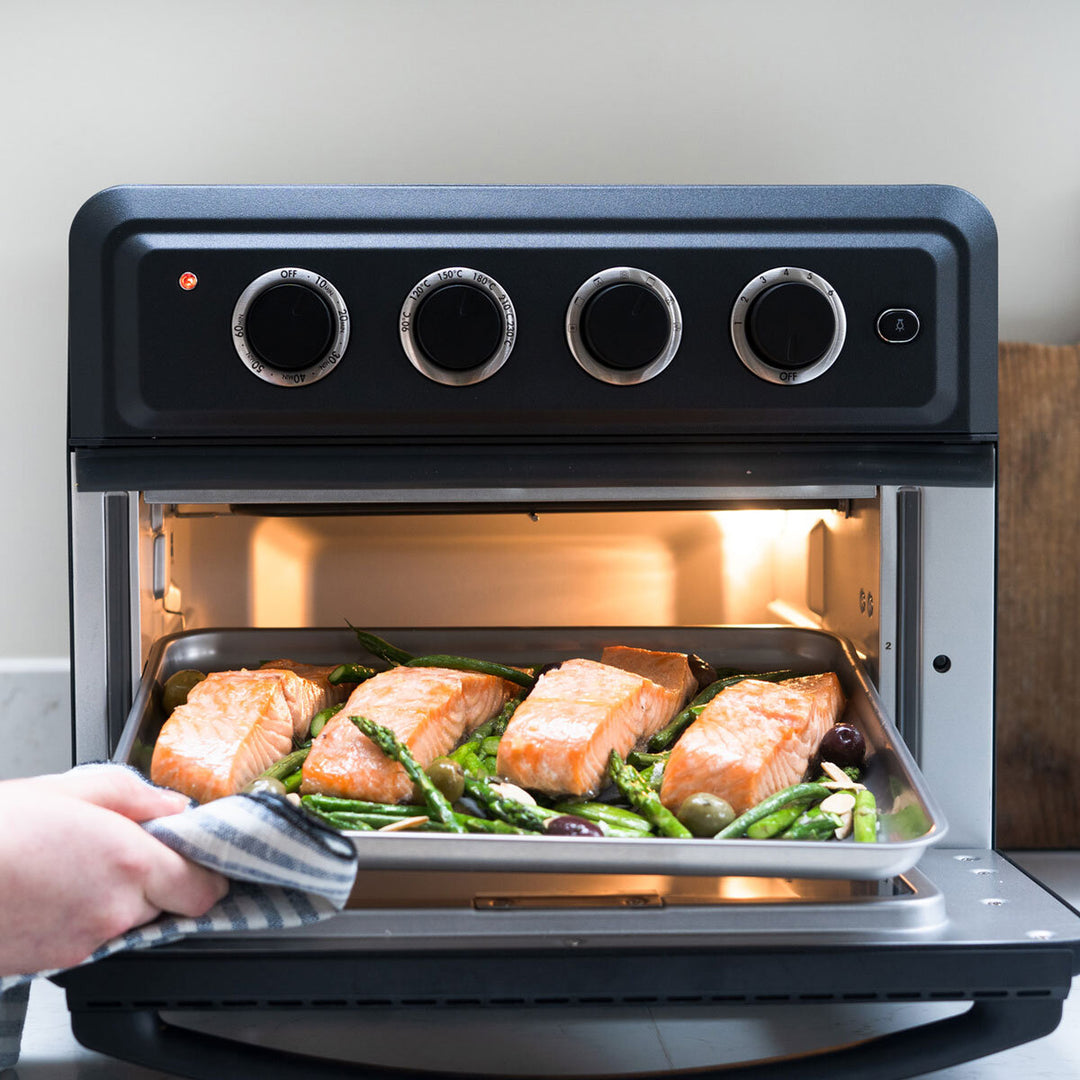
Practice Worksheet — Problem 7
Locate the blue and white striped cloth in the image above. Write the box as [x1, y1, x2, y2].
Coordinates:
[0, 781, 358, 1069]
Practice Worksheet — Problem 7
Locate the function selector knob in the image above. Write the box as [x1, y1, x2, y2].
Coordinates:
[400, 268, 516, 386]
[232, 268, 349, 387]
[566, 267, 682, 385]
[731, 267, 846, 385]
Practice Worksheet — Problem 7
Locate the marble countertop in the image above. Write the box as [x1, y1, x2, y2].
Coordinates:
[7, 852, 1080, 1080]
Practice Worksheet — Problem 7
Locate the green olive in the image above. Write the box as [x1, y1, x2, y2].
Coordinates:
[677, 792, 736, 838]
[243, 776, 287, 798]
[425, 757, 465, 803]
[162, 669, 207, 714]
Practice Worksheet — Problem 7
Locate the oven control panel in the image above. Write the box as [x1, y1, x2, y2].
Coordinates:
[68, 185, 997, 442]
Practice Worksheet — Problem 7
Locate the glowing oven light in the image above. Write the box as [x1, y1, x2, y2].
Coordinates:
[178, 271, 199, 291]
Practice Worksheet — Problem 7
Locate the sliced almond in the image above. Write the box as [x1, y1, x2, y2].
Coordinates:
[821, 780, 867, 791]
[378, 815, 430, 832]
[490, 782, 537, 807]
[833, 811, 854, 840]
[820, 791, 857, 815]
[286, 793, 301, 807]
[820, 761, 860, 788]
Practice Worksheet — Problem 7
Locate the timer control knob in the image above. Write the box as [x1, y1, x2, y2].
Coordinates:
[400, 268, 516, 386]
[731, 268, 846, 385]
[246, 283, 334, 372]
[232, 268, 349, 387]
[567, 267, 682, 385]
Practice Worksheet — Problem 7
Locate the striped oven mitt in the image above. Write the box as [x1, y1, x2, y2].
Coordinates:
[0, 777, 358, 1069]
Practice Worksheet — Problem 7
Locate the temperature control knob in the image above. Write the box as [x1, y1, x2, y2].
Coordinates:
[232, 268, 349, 387]
[731, 268, 845, 385]
[400, 268, 516, 386]
[567, 267, 681, 385]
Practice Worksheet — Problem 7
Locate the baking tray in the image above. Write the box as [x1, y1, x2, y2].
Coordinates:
[116, 626, 947, 880]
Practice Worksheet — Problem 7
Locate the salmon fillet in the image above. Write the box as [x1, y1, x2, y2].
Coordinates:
[496, 657, 683, 798]
[600, 646, 698, 714]
[301, 666, 513, 803]
[150, 671, 294, 803]
[659, 673, 845, 816]
[257, 659, 354, 739]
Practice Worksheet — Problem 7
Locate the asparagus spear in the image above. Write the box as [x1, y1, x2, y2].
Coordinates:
[607, 751, 692, 839]
[461, 774, 549, 832]
[350, 715, 467, 833]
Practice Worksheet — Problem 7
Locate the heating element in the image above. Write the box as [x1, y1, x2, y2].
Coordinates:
[62, 184, 1080, 1078]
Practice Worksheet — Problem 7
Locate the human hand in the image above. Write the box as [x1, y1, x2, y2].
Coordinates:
[0, 765, 229, 976]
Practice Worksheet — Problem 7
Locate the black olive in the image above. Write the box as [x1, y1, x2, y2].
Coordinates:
[453, 794, 490, 819]
[817, 723, 866, 770]
[545, 815, 604, 837]
[676, 792, 736, 837]
[687, 654, 718, 692]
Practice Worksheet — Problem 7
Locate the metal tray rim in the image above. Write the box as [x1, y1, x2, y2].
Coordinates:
[119, 625, 948, 881]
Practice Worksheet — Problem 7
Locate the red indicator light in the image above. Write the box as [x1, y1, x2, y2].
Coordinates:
[178, 272, 198, 291]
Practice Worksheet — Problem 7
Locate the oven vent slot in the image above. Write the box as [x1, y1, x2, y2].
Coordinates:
[81, 987, 1062, 1011]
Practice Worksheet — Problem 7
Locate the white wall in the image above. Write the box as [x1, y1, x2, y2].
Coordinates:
[1, 0, 1078, 671]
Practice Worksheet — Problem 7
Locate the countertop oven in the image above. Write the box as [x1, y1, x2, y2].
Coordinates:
[62, 184, 1080, 1078]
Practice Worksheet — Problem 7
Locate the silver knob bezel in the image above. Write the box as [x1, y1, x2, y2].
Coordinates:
[231, 267, 350, 388]
[566, 267, 682, 386]
[731, 267, 846, 385]
[399, 267, 516, 387]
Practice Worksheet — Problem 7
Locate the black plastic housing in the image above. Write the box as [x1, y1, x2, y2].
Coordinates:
[68, 184, 998, 447]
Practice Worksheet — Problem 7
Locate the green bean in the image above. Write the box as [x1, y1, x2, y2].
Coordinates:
[714, 782, 831, 839]
[554, 801, 653, 835]
[309, 703, 343, 739]
[744, 799, 815, 839]
[854, 789, 878, 843]
[406, 654, 536, 689]
[346, 623, 415, 666]
[779, 805, 842, 841]
[302, 795, 425, 816]
[328, 663, 377, 686]
[256, 746, 310, 783]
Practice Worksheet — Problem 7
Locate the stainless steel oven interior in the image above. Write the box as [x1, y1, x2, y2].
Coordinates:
[61, 184, 1080, 1080]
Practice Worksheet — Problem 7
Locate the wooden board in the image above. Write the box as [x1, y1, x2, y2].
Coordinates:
[996, 342, 1080, 848]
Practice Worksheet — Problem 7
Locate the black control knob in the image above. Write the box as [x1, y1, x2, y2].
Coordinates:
[414, 283, 503, 371]
[244, 282, 335, 372]
[745, 282, 836, 370]
[579, 283, 671, 371]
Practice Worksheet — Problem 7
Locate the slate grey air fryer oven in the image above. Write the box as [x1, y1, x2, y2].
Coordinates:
[63, 185, 1080, 1078]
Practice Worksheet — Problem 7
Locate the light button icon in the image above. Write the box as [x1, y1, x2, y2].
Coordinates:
[877, 308, 920, 344]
